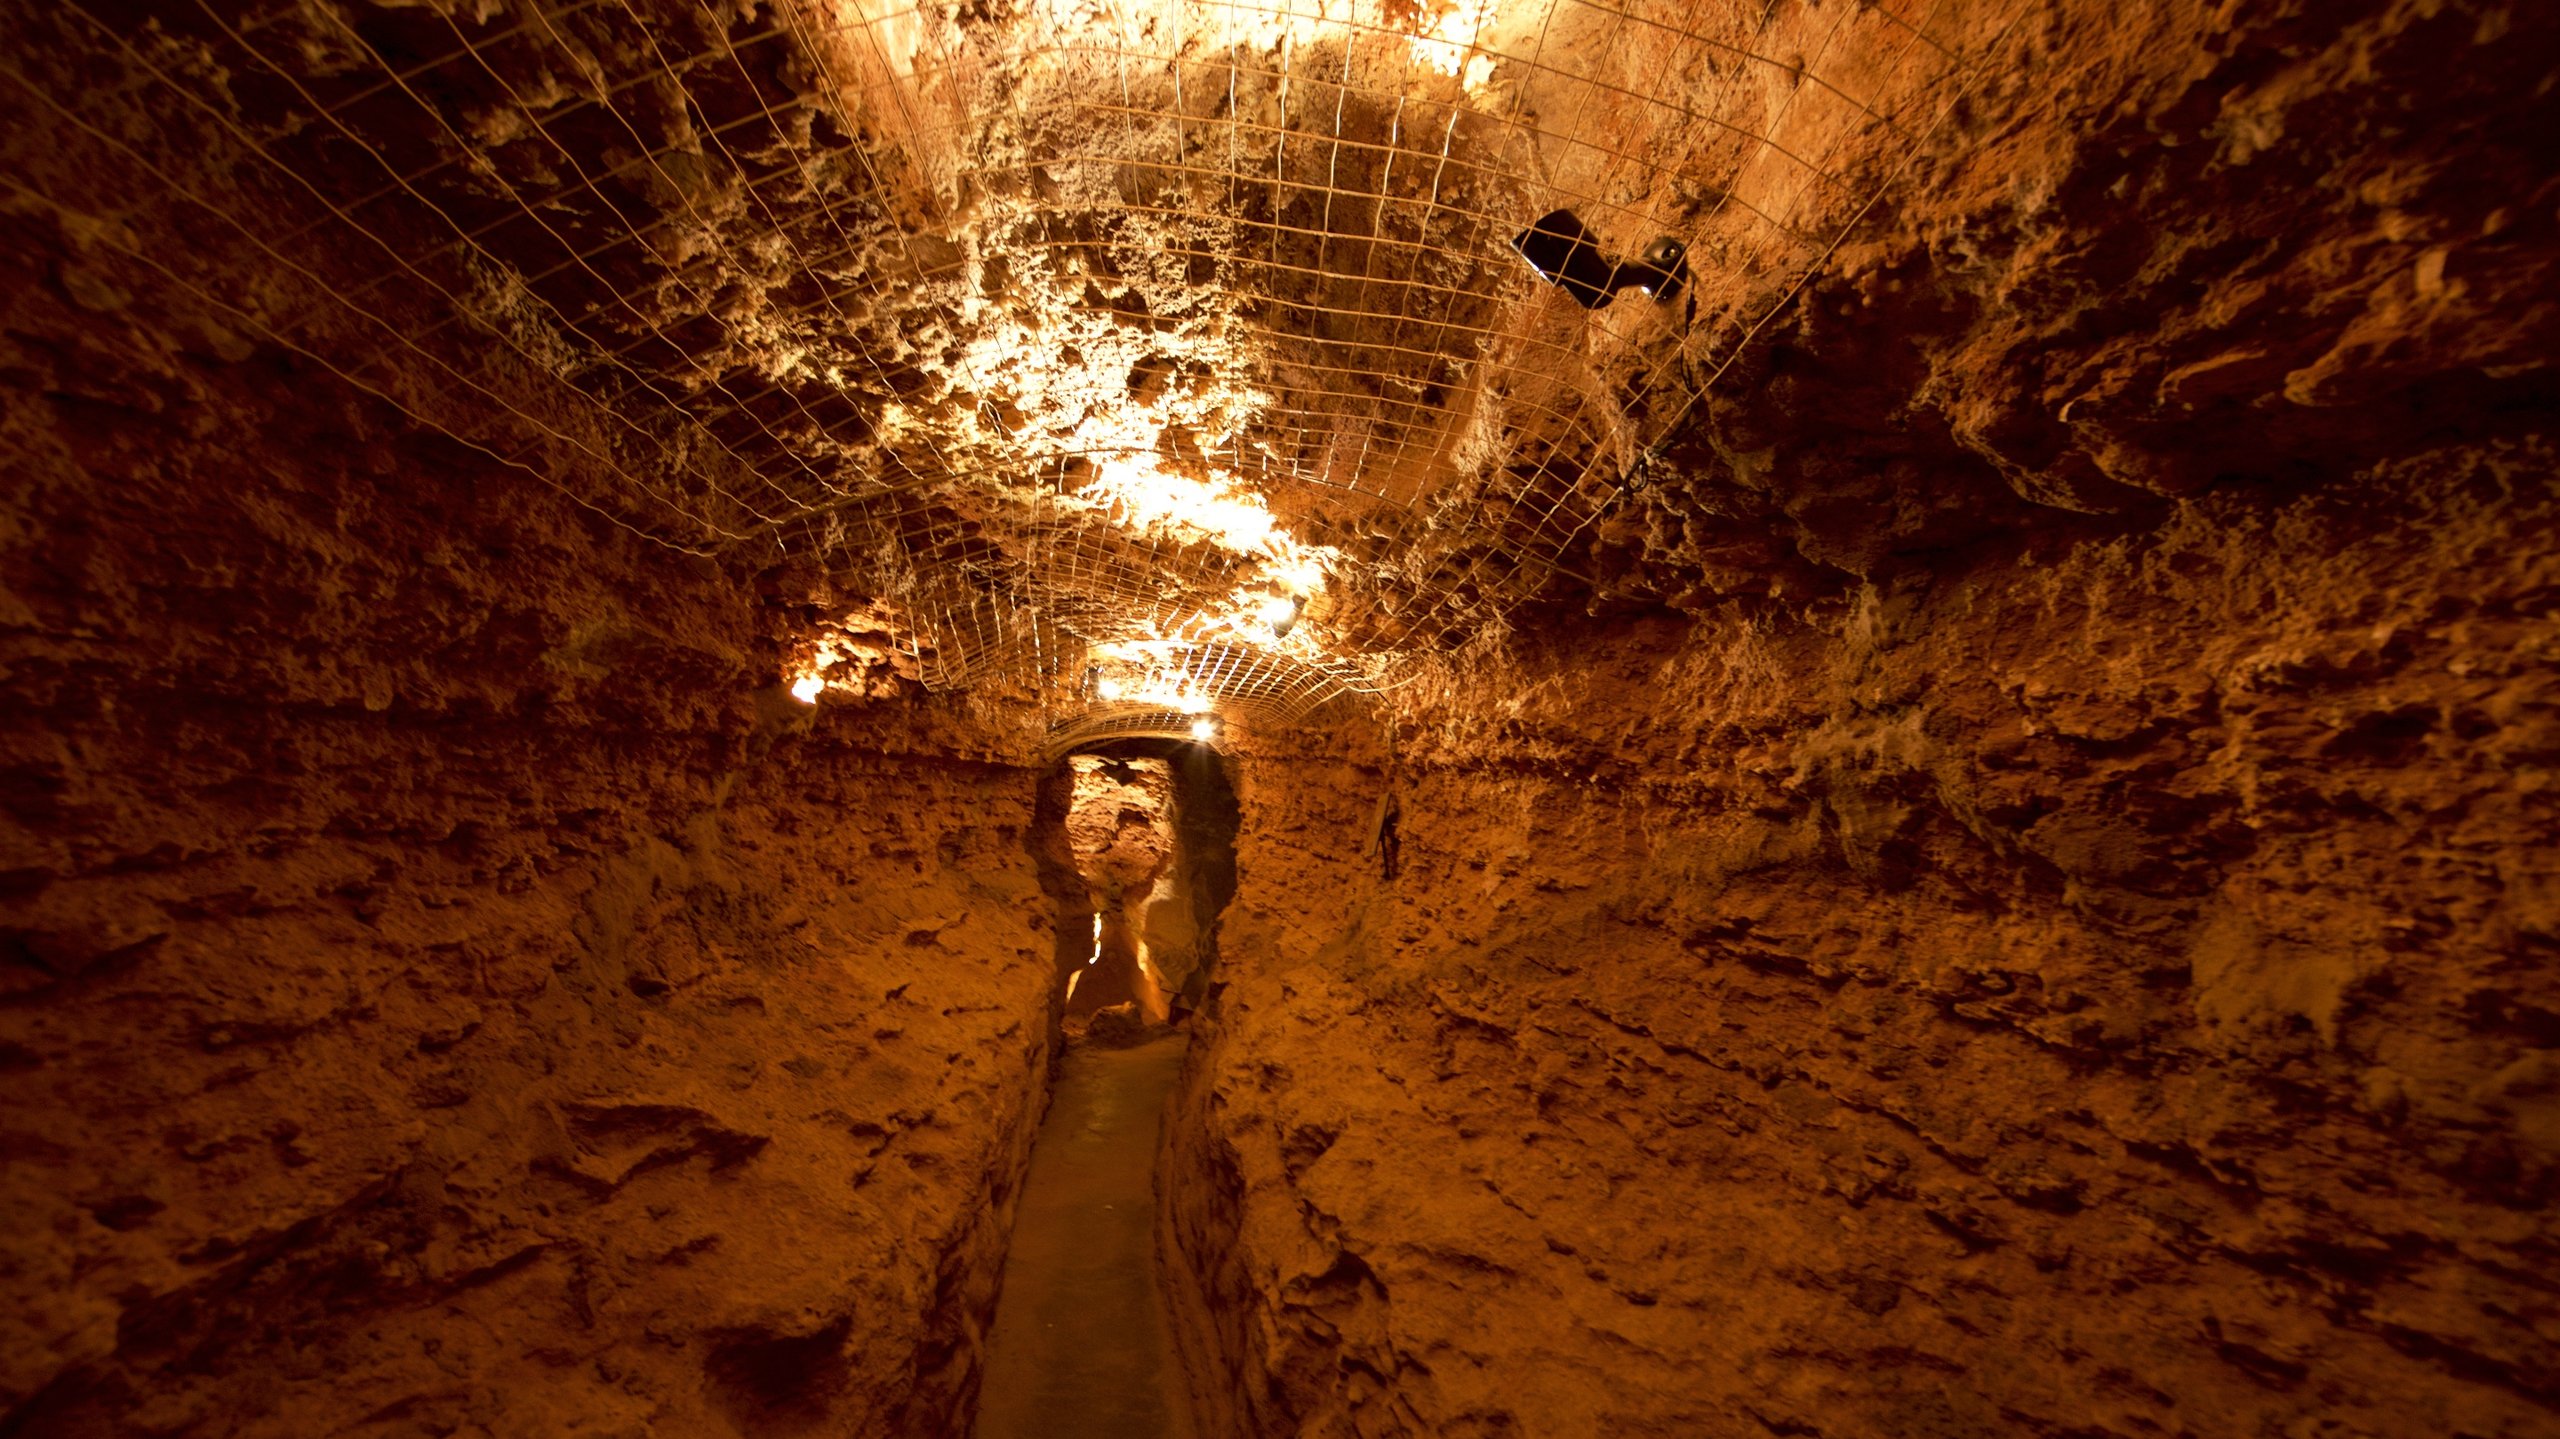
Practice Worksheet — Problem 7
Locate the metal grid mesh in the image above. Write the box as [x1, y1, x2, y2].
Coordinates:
[1, 0, 1987, 734]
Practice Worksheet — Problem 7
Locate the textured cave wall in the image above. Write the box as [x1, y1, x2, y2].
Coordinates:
[0, 205, 1058, 1436]
[1161, 1, 2560, 1434]
[1171, 441, 2559, 1439]
[5, 0, 2555, 1435]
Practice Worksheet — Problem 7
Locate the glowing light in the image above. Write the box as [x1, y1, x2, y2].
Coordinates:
[1267, 553, 1331, 597]
[1163, 0, 1518, 92]
[1069, 453, 1341, 645]
[1189, 717, 1218, 741]
[789, 675, 823, 704]
[1256, 593, 1300, 636]
[1088, 912, 1102, 966]
[1084, 457, 1278, 553]
[1410, 0, 1502, 86]
[1089, 641, 1223, 714]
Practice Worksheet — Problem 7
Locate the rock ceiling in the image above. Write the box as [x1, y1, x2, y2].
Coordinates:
[7, 0, 1983, 732]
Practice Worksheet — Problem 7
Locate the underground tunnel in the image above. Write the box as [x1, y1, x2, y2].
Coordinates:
[1, 0, 2555, 1435]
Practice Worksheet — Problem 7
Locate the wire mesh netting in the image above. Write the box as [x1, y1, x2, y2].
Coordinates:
[0, 0, 1990, 736]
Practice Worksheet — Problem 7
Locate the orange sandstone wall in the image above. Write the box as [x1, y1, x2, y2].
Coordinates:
[0, 236, 1056, 1436]
[1170, 452, 2559, 1438]
[1166, 0, 2560, 1428]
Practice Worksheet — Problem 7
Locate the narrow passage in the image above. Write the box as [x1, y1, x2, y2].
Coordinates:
[974, 1033, 1195, 1439]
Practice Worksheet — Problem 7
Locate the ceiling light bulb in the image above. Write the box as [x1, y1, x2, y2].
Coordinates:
[1097, 677, 1125, 700]
[789, 675, 823, 704]
[1256, 594, 1300, 634]
[1189, 717, 1218, 741]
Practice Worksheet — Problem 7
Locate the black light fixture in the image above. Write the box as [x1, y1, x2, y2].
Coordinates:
[1510, 208, 1689, 309]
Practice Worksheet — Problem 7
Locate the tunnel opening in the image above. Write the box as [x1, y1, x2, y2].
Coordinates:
[1037, 738, 1240, 1045]
[977, 736, 1239, 1437]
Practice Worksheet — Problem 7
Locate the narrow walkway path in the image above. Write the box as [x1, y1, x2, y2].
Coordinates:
[974, 1033, 1195, 1439]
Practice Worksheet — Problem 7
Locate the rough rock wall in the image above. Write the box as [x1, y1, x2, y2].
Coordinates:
[0, 217, 1057, 1436]
[1144, 749, 1243, 1016]
[1161, 0, 2560, 1429]
[1067, 756, 1177, 913]
[1170, 444, 2559, 1438]
[1580, 0, 2559, 610]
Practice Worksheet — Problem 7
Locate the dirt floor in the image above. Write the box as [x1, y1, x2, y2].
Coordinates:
[975, 1034, 1196, 1439]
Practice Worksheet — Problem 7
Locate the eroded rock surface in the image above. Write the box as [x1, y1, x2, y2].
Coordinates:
[3, 0, 2555, 1434]
[0, 190, 1058, 1435]
[1160, 0, 2560, 1429]
[1170, 434, 2560, 1439]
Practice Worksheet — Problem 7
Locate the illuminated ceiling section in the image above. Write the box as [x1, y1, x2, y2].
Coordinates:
[784, 0, 1971, 732]
[13, 0, 1982, 730]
